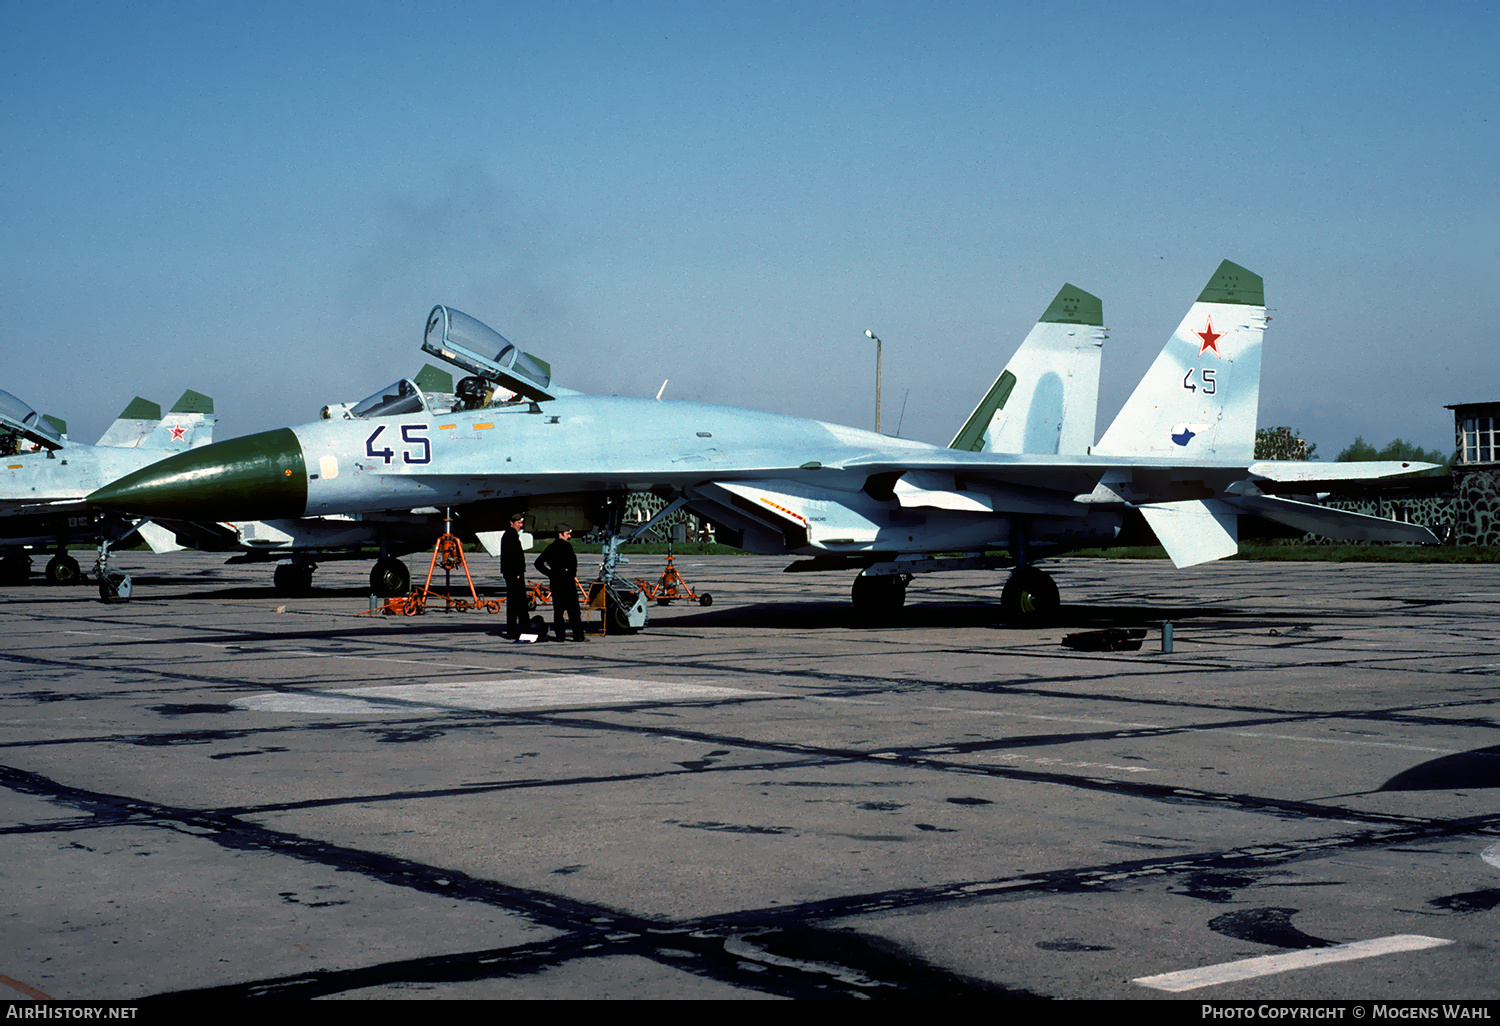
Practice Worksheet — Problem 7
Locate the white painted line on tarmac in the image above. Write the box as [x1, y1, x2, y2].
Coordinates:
[926, 706, 1165, 729]
[1133, 934, 1452, 992]
[1227, 730, 1458, 755]
[323, 655, 490, 669]
[232, 676, 762, 715]
[1482, 841, 1500, 871]
[974, 751, 1158, 774]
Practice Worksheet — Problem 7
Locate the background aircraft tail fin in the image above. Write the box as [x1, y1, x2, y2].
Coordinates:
[140, 391, 217, 449]
[949, 284, 1105, 455]
[96, 397, 162, 447]
[1094, 260, 1265, 462]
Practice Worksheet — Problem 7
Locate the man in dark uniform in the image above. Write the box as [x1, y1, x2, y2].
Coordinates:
[534, 524, 585, 641]
[501, 512, 528, 639]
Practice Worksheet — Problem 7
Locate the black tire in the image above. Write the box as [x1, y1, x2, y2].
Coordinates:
[1001, 567, 1059, 623]
[274, 563, 315, 596]
[369, 557, 410, 597]
[0, 554, 33, 585]
[850, 574, 907, 621]
[45, 554, 82, 586]
[698, 593, 713, 607]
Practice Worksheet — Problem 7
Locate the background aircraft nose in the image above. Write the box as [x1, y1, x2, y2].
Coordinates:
[88, 428, 309, 520]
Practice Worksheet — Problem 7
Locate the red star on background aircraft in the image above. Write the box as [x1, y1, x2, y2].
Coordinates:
[170, 423, 186, 441]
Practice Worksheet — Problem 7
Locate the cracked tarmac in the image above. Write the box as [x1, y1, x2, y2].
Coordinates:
[2, 554, 1498, 999]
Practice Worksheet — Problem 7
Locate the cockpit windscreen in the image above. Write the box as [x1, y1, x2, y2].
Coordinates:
[349, 379, 427, 419]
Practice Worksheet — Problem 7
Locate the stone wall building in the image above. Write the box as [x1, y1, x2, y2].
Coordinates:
[1449, 402, 1500, 546]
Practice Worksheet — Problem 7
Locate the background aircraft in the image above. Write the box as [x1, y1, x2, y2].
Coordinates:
[90, 262, 1438, 623]
[0, 389, 215, 595]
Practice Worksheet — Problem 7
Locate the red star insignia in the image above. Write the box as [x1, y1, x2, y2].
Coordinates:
[170, 423, 186, 441]
[1196, 316, 1222, 357]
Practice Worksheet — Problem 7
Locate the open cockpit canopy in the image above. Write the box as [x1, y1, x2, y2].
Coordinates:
[422, 305, 555, 402]
[0, 389, 64, 450]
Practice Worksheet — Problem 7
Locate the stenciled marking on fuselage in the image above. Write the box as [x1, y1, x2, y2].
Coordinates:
[364, 423, 431, 465]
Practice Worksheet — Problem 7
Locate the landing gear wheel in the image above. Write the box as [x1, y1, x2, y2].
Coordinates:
[605, 587, 648, 634]
[98, 571, 132, 603]
[369, 557, 410, 597]
[274, 563, 315, 596]
[0, 554, 33, 584]
[1001, 567, 1059, 623]
[851, 573, 908, 622]
[698, 593, 713, 607]
[45, 554, 82, 586]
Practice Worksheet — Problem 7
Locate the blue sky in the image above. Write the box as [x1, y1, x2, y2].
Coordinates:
[3, 0, 1495, 456]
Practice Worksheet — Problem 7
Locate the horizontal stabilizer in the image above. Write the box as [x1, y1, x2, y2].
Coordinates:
[1137, 499, 1239, 568]
[1224, 493, 1439, 544]
[1249, 460, 1441, 483]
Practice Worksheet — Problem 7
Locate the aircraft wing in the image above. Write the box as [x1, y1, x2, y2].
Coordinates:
[1248, 460, 1442, 483]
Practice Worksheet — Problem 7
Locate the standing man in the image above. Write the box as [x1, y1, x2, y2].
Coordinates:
[535, 524, 585, 642]
[501, 512, 528, 640]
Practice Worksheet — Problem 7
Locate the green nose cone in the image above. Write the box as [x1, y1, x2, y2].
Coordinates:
[88, 428, 308, 520]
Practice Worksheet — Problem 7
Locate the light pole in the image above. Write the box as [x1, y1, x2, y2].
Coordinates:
[864, 329, 882, 434]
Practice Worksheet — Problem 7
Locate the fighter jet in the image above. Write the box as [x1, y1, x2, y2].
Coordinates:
[88, 261, 1439, 623]
[1, 389, 215, 596]
[130, 365, 472, 597]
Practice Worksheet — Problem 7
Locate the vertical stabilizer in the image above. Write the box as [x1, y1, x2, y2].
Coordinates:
[1094, 260, 1265, 461]
[950, 284, 1105, 455]
[96, 397, 162, 447]
[140, 391, 217, 450]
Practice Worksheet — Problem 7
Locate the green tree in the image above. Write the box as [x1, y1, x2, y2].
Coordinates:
[1255, 426, 1317, 460]
[1336, 436, 1448, 472]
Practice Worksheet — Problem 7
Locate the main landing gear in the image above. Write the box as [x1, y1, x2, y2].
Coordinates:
[0, 553, 83, 586]
[273, 562, 317, 596]
[369, 557, 411, 598]
[850, 572, 910, 621]
[1000, 566, 1059, 623]
[0, 554, 32, 584]
[45, 554, 82, 586]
